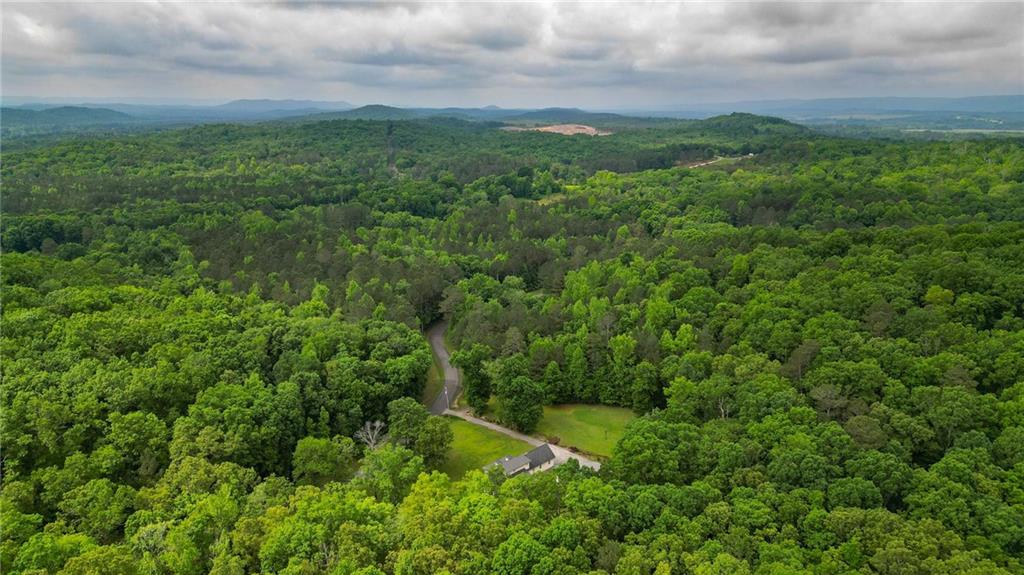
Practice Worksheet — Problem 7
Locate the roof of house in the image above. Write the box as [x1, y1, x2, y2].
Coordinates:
[487, 444, 557, 476]
[525, 444, 555, 467]
[491, 454, 531, 476]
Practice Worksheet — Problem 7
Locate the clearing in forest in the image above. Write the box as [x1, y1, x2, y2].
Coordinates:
[441, 417, 533, 479]
[535, 404, 636, 458]
[501, 124, 612, 136]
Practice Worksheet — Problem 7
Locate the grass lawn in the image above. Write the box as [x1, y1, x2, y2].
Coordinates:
[535, 404, 636, 458]
[440, 418, 531, 479]
[420, 350, 443, 405]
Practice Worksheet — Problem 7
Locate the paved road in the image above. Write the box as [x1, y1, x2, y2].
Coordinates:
[425, 323, 601, 471]
[427, 321, 461, 415]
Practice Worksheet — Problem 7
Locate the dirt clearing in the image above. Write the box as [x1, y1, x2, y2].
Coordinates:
[502, 124, 611, 136]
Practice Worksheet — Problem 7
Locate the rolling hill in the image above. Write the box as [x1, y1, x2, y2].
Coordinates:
[2, 106, 135, 127]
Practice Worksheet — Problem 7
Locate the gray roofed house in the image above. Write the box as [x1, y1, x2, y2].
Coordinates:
[525, 444, 555, 470]
[491, 454, 531, 476]
[487, 443, 557, 477]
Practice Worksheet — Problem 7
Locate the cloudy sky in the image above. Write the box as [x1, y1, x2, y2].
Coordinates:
[3, 1, 1022, 108]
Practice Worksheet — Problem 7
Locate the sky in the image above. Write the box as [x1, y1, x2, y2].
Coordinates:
[3, 1, 1022, 109]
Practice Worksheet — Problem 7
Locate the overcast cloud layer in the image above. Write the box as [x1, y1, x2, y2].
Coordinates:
[3, 1, 1022, 108]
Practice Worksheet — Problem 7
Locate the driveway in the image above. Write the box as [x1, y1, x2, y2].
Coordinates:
[445, 408, 601, 471]
[427, 321, 461, 415]
[426, 322, 601, 471]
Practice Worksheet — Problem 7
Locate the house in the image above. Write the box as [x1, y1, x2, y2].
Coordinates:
[490, 454, 532, 476]
[487, 444, 557, 477]
[524, 444, 556, 473]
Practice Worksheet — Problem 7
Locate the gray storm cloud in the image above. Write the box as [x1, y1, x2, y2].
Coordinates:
[2, 1, 1021, 107]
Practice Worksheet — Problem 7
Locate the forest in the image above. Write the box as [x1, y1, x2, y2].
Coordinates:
[2, 113, 1024, 574]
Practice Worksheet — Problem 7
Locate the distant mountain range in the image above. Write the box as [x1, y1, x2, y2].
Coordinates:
[711, 95, 1024, 115]
[213, 99, 352, 113]
[4, 98, 354, 124]
[641, 95, 1024, 130]
[3, 95, 1021, 137]
[501, 107, 633, 124]
[293, 105, 667, 126]
[300, 104, 423, 121]
[3, 106, 134, 127]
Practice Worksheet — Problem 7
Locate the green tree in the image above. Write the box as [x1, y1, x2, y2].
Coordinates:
[352, 444, 425, 504]
[292, 435, 359, 485]
[57, 479, 136, 544]
[58, 545, 139, 575]
[450, 343, 493, 413]
[497, 376, 545, 433]
[386, 397, 453, 468]
[492, 532, 548, 575]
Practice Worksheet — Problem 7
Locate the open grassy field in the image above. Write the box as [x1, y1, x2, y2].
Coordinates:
[535, 404, 636, 458]
[440, 417, 532, 479]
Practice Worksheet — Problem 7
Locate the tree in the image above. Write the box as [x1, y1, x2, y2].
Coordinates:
[497, 376, 545, 433]
[827, 477, 882, 510]
[415, 417, 454, 469]
[255, 484, 394, 573]
[502, 326, 526, 355]
[352, 444, 425, 504]
[105, 411, 168, 485]
[604, 333, 637, 405]
[13, 533, 96, 574]
[58, 545, 139, 575]
[541, 361, 569, 404]
[564, 342, 593, 402]
[387, 397, 430, 448]
[845, 452, 913, 508]
[450, 343, 493, 413]
[492, 532, 548, 575]
[631, 360, 661, 414]
[57, 479, 136, 544]
[809, 384, 848, 420]
[912, 385, 998, 451]
[160, 486, 241, 575]
[356, 420, 387, 450]
[292, 435, 358, 485]
[386, 397, 453, 468]
[766, 435, 834, 490]
[843, 415, 887, 450]
[781, 339, 820, 380]
[607, 419, 699, 485]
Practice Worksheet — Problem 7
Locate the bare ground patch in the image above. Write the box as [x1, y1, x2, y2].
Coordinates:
[501, 124, 612, 136]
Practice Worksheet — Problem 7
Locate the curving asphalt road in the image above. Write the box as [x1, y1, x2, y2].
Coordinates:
[427, 321, 461, 415]
[425, 322, 601, 471]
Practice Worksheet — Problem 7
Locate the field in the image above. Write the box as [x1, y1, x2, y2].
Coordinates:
[534, 404, 636, 458]
[440, 417, 532, 479]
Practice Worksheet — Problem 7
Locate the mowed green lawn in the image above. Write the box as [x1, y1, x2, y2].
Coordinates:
[535, 404, 636, 458]
[440, 418, 532, 479]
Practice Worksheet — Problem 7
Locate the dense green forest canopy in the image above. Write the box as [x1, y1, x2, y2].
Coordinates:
[2, 113, 1024, 574]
